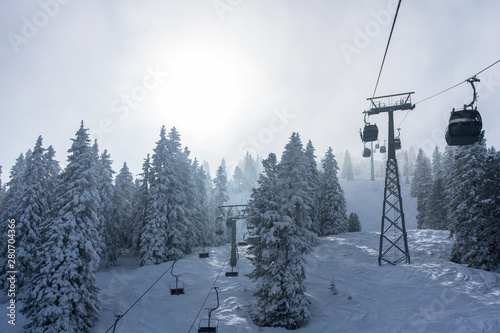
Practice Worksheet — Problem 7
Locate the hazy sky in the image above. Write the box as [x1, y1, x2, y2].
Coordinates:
[1, 0, 500, 183]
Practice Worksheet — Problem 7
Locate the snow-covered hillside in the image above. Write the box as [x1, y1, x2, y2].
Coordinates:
[3, 179, 499, 332]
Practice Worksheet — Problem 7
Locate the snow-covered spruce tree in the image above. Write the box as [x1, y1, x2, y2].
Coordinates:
[403, 150, 411, 184]
[249, 133, 316, 329]
[318, 147, 348, 236]
[164, 127, 195, 257]
[476, 147, 500, 269]
[247, 153, 284, 326]
[0, 166, 4, 203]
[341, 149, 354, 181]
[110, 162, 135, 264]
[424, 146, 447, 230]
[442, 145, 456, 230]
[14, 136, 51, 295]
[132, 155, 151, 256]
[140, 127, 171, 265]
[23, 122, 101, 332]
[448, 140, 488, 268]
[347, 212, 362, 232]
[243, 151, 259, 190]
[411, 149, 433, 229]
[95, 148, 115, 265]
[191, 158, 212, 248]
[232, 165, 244, 193]
[213, 161, 229, 206]
[0, 153, 26, 293]
[44, 145, 61, 198]
[304, 140, 321, 234]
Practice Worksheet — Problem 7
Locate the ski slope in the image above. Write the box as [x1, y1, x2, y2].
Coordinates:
[3, 179, 500, 332]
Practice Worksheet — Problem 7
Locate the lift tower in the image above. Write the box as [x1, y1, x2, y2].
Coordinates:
[366, 92, 414, 265]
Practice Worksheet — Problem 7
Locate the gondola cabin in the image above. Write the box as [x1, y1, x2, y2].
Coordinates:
[394, 138, 401, 150]
[362, 147, 371, 158]
[362, 124, 379, 142]
[445, 109, 483, 146]
[379, 145, 386, 153]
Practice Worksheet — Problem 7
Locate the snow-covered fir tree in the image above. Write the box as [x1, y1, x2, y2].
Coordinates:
[0, 166, 4, 203]
[247, 132, 316, 329]
[242, 151, 258, 190]
[191, 158, 212, 248]
[213, 161, 229, 206]
[449, 141, 500, 270]
[110, 162, 135, 264]
[14, 136, 51, 294]
[411, 149, 433, 229]
[232, 165, 244, 193]
[95, 148, 115, 265]
[424, 146, 447, 230]
[23, 122, 101, 332]
[132, 155, 151, 255]
[163, 127, 195, 257]
[304, 140, 321, 234]
[449, 141, 488, 268]
[44, 145, 61, 194]
[347, 212, 362, 232]
[341, 149, 354, 181]
[139, 126, 197, 264]
[318, 147, 348, 236]
[442, 145, 456, 229]
[403, 150, 411, 184]
[140, 126, 171, 265]
[248, 147, 314, 329]
[0, 153, 26, 292]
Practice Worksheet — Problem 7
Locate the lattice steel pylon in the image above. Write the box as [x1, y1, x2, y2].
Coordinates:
[365, 92, 414, 265]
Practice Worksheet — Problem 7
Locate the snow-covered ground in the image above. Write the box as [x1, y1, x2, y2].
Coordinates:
[3, 178, 500, 332]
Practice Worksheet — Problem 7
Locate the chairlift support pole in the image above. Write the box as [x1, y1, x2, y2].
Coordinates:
[366, 92, 414, 266]
[370, 141, 375, 181]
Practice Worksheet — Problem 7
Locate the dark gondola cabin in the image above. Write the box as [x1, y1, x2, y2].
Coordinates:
[362, 124, 379, 142]
[362, 147, 371, 158]
[445, 109, 483, 146]
[445, 76, 484, 146]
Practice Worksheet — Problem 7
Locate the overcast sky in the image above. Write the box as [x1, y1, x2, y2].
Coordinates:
[1, 0, 500, 183]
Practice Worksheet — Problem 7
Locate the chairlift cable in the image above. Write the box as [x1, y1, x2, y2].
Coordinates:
[187, 217, 248, 332]
[372, 0, 402, 97]
[104, 261, 176, 333]
[396, 58, 500, 129]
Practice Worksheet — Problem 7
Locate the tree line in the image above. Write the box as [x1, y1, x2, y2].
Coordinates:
[411, 143, 500, 271]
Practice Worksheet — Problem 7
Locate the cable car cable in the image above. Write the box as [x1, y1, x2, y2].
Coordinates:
[396, 58, 500, 129]
[372, 0, 402, 97]
[187, 218, 248, 333]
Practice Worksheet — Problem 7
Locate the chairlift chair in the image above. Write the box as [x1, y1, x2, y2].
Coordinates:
[199, 245, 209, 259]
[238, 233, 248, 246]
[225, 266, 239, 277]
[445, 77, 484, 146]
[198, 287, 220, 333]
[169, 261, 185, 296]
